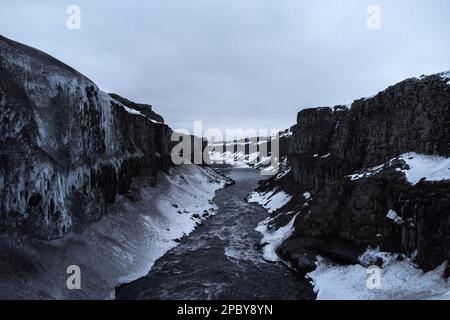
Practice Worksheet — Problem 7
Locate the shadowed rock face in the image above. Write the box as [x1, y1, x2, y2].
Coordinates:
[290, 75, 450, 191]
[257, 73, 450, 273]
[0, 35, 174, 239]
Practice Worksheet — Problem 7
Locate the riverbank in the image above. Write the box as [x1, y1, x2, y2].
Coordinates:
[116, 167, 315, 300]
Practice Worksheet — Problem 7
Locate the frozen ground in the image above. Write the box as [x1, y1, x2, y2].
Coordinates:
[307, 248, 450, 300]
[248, 156, 450, 300]
[255, 213, 298, 262]
[397, 152, 450, 185]
[348, 152, 450, 185]
[248, 188, 294, 262]
[0, 165, 227, 299]
[247, 189, 292, 214]
[209, 150, 271, 169]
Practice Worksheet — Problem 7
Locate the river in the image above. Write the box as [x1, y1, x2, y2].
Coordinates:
[116, 167, 315, 300]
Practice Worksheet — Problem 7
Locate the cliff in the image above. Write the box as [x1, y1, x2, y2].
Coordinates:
[253, 72, 450, 274]
[0, 35, 179, 239]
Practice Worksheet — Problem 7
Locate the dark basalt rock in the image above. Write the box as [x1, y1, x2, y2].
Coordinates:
[280, 166, 450, 272]
[261, 73, 450, 274]
[0, 35, 205, 240]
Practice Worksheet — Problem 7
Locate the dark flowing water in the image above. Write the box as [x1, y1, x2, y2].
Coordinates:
[116, 168, 315, 300]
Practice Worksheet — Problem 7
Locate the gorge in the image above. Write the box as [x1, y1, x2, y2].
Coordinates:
[1, 35, 450, 300]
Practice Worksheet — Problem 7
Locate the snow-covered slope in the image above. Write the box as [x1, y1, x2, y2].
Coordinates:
[0, 165, 227, 299]
[397, 152, 450, 185]
[208, 128, 293, 176]
[440, 70, 450, 84]
[308, 249, 450, 300]
[0, 35, 233, 299]
[255, 213, 298, 262]
[248, 189, 292, 214]
[348, 152, 450, 185]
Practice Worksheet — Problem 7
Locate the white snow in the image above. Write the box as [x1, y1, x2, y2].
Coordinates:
[209, 149, 274, 170]
[0, 165, 227, 299]
[255, 213, 299, 262]
[328, 105, 351, 112]
[363, 94, 377, 101]
[303, 192, 311, 200]
[279, 130, 293, 138]
[0, 38, 169, 231]
[108, 96, 165, 124]
[276, 167, 291, 180]
[122, 105, 144, 116]
[397, 152, 450, 185]
[386, 209, 404, 225]
[307, 248, 450, 300]
[145, 167, 224, 257]
[248, 190, 292, 214]
[209, 150, 257, 168]
[440, 70, 450, 84]
[275, 171, 290, 180]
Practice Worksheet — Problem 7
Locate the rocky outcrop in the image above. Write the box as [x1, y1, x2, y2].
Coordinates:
[256, 72, 450, 274]
[0, 35, 197, 239]
[290, 74, 450, 190]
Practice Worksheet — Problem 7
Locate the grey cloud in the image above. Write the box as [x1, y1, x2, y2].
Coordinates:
[1, 0, 449, 134]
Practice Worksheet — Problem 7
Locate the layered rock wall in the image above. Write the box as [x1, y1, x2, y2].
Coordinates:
[258, 73, 450, 272]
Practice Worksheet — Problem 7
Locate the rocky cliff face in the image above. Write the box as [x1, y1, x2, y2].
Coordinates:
[0, 35, 177, 239]
[255, 72, 450, 274]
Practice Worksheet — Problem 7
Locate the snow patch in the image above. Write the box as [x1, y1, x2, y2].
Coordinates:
[363, 94, 377, 101]
[0, 165, 227, 299]
[248, 190, 292, 214]
[255, 213, 299, 262]
[307, 248, 450, 300]
[386, 209, 404, 225]
[440, 70, 450, 84]
[276, 167, 291, 180]
[347, 152, 450, 185]
[348, 164, 384, 181]
[279, 129, 293, 138]
[122, 105, 144, 116]
[209, 149, 274, 170]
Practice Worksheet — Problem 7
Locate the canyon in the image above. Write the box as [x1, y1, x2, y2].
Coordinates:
[1, 34, 450, 300]
[250, 71, 450, 298]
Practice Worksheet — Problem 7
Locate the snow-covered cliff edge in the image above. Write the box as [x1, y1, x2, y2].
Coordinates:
[251, 72, 450, 299]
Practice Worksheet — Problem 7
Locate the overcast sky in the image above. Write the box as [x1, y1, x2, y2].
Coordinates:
[1, 0, 449, 134]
